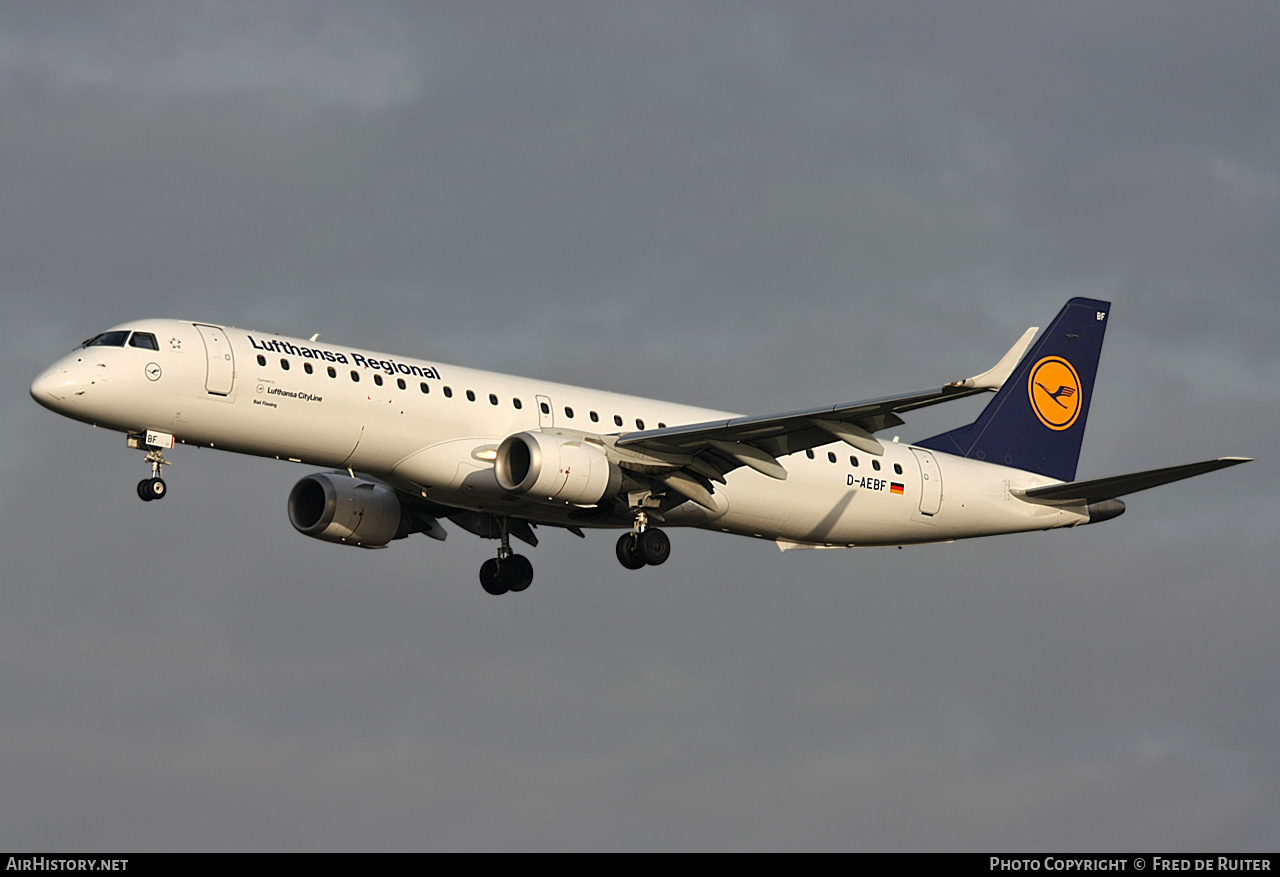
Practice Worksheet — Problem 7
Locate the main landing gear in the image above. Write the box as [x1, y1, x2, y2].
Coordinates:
[616, 511, 670, 570]
[479, 518, 534, 596]
[136, 447, 170, 502]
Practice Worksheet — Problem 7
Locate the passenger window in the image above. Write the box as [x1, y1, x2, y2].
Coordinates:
[513, 398, 522, 409]
[280, 359, 290, 370]
[893, 463, 903, 475]
[129, 332, 159, 350]
[806, 450, 815, 459]
[304, 362, 314, 374]
[850, 456, 859, 467]
[636, 419, 645, 430]
[828, 452, 837, 463]
[590, 411, 599, 422]
[350, 371, 360, 382]
[614, 415, 623, 427]
[872, 460, 881, 471]
[466, 390, 475, 402]
[540, 402, 550, 414]
[565, 407, 574, 419]
[420, 382, 429, 394]
[373, 374, 383, 386]
[444, 387, 453, 398]
[658, 422, 666, 429]
[489, 394, 498, 406]
[396, 378, 406, 390]
[328, 367, 336, 378]
[256, 355, 266, 366]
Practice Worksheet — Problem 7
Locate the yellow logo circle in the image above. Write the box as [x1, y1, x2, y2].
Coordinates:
[1027, 356, 1082, 430]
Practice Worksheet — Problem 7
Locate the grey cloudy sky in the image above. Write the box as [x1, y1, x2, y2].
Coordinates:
[2, 2, 1276, 851]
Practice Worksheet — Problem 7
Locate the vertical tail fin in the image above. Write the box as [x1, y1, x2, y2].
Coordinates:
[916, 298, 1110, 482]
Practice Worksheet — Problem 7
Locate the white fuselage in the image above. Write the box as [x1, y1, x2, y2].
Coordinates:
[31, 319, 1089, 547]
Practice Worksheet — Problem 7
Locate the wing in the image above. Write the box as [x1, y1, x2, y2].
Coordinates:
[614, 326, 1039, 487]
[373, 479, 587, 547]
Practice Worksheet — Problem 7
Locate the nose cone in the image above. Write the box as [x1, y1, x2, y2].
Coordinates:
[30, 366, 75, 411]
[31, 369, 62, 405]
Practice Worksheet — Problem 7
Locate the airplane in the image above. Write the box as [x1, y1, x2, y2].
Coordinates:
[30, 297, 1249, 595]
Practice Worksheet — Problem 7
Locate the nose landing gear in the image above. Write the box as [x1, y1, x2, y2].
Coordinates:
[135, 446, 170, 502]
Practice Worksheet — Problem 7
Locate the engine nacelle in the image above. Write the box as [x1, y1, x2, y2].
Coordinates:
[494, 431, 622, 505]
[288, 473, 407, 548]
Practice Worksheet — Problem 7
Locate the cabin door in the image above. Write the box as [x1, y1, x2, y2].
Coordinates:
[195, 324, 235, 395]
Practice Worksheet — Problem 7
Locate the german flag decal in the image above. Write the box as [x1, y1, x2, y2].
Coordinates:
[890, 482, 905, 495]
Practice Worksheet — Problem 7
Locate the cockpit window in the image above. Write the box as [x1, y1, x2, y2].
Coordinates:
[82, 331, 130, 348]
[129, 332, 159, 350]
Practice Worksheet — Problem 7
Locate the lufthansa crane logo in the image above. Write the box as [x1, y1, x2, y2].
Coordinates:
[1028, 356, 1082, 430]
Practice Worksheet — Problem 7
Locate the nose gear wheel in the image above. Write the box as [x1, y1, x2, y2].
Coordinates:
[136, 445, 171, 502]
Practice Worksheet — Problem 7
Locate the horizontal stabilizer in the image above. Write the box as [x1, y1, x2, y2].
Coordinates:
[1014, 457, 1251, 505]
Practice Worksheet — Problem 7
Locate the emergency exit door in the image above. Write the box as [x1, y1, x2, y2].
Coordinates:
[910, 447, 943, 516]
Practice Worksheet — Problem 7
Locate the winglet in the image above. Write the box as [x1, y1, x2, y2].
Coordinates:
[950, 326, 1039, 390]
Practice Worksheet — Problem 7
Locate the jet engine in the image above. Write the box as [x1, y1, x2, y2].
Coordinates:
[494, 431, 622, 505]
[288, 473, 408, 548]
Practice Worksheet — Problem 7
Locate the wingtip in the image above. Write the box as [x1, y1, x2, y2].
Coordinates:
[955, 325, 1040, 390]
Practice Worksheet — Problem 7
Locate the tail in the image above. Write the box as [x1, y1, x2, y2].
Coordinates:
[916, 297, 1111, 482]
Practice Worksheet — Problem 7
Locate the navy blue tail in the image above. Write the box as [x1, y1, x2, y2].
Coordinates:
[917, 298, 1111, 482]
